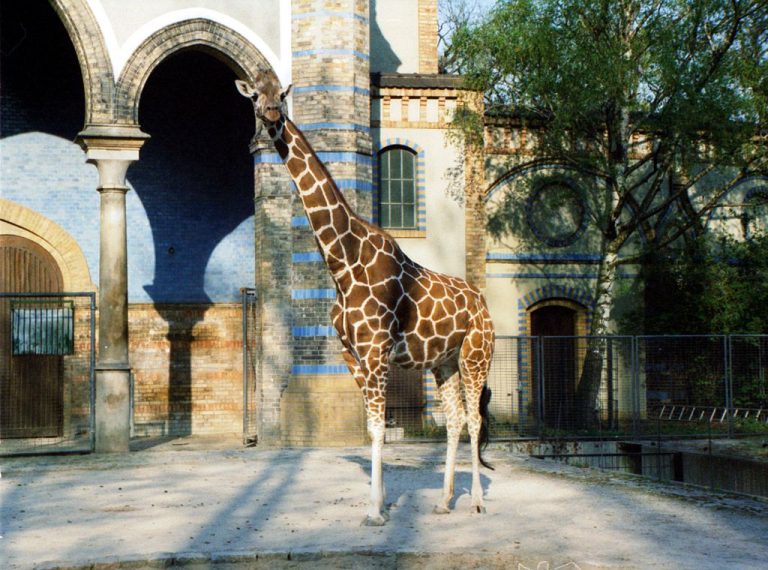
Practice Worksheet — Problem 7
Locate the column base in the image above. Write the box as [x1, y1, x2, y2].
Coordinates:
[95, 365, 131, 453]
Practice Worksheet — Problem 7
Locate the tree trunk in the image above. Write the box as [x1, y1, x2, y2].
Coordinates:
[573, 240, 620, 429]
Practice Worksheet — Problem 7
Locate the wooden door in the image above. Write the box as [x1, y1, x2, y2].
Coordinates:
[0, 235, 64, 438]
[531, 305, 576, 428]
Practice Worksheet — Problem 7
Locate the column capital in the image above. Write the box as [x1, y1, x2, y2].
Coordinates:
[76, 123, 150, 162]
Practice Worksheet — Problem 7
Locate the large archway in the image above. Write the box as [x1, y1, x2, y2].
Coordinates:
[126, 44, 257, 436]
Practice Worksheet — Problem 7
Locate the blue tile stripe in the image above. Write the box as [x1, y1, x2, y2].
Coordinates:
[298, 122, 370, 133]
[253, 153, 283, 164]
[259, 152, 372, 167]
[294, 85, 370, 96]
[292, 364, 350, 375]
[292, 11, 368, 24]
[291, 216, 310, 227]
[292, 326, 336, 337]
[487, 272, 638, 279]
[337, 179, 373, 192]
[487, 252, 603, 262]
[316, 152, 373, 165]
[293, 48, 369, 61]
[292, 252, 324, 263]
[292, 288, 336, 300]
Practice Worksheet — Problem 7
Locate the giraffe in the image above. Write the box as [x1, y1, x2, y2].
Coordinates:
[236, 75, 495, 526]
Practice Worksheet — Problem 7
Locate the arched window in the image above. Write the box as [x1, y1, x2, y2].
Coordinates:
[378, 147, 417, 229]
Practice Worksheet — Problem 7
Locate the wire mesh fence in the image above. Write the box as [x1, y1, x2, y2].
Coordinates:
[0, 292, 95, 456]
[381, 335, 768, 443]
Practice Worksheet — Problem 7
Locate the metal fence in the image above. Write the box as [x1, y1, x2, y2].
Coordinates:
[242, 288, 259, 446]
[384, 335, 768, 442]
[0, 292, 96, 456]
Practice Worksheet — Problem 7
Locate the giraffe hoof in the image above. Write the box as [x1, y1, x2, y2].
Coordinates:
[433, 505, 451, 515]
[362, 513, 388, 526]
[472, 505, 487, 515]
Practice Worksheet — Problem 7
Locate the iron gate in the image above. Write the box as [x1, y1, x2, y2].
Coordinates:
[0, 292, 96, 455]
[242, 288, 258, 445]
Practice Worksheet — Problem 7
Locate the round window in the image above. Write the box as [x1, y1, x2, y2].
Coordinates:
[525, 181, 587, 247]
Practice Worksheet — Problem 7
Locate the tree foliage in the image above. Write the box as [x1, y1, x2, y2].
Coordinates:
[451, 0, 767, 249]
[624, 233, 768, 334]
[447, 0, 768, 425]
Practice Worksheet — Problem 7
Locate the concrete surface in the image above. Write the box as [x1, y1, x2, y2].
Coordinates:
[2, 438, 767, 569]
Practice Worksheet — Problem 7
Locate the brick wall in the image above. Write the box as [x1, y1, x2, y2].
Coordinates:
[418, 0, 439, 74]
[129, 303, 243, 436]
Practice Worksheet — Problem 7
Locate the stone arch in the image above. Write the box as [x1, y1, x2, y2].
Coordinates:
[0, 198, 94, 292]
[115, 19, 276, 125]
[48, 0, 115, 125]
[485, 159, 601, 202]
[517, 284, 593, 337]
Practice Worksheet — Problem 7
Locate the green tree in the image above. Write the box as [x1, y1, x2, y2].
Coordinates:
[449, 0, 768, 426]
[633, 233, 768, 334]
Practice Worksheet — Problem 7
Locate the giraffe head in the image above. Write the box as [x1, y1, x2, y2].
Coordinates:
[235, 75, 291, 124]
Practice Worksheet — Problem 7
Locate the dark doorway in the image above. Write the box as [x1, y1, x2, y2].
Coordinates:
[0, 236, 64, 438]
[531, 304, 577, 429]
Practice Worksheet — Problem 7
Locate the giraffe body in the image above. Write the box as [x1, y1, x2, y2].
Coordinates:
[237, 77, 495, 525]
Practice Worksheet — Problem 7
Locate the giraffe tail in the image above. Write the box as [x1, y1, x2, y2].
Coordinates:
[479, 384, 494, 470]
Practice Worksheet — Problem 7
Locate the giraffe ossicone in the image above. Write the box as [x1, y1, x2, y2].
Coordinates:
[237, 75, 496, 525]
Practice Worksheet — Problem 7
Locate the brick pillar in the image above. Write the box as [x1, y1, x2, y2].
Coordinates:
[284, 0, 372, 445]
[77, 125, 149, 452]
[418, 0, 439, 74]
[460, 92, 488, 291]
[251, 131, 293, 445]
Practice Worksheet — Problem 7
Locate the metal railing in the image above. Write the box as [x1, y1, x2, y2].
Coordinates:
[384, 335, 768, 442]
[0, 292, 96, 456]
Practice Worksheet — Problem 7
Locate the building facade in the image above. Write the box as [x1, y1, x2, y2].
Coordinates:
[2, 0, 766, 448]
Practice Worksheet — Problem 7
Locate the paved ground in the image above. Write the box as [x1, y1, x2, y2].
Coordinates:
[2, 437, 768, 569]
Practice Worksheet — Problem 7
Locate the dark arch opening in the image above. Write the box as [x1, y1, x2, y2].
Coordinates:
[129, 49, 254, 436]
[131, 49, 254, 304]
[0, 0, 84, 139]
[531, 303, 577, 429]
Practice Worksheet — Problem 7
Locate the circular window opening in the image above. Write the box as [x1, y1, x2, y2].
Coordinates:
[525, 180, 587, 247]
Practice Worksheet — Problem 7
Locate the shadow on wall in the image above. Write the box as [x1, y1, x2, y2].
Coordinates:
[369, 0, 403, 72]
[129, 50, 256, 435]
[132, 50, 255, 305]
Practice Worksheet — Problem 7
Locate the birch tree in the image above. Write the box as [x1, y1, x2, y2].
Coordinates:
[449, 0, 767, 426]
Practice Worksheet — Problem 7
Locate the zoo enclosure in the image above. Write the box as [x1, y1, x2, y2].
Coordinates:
[429, 334, 768, 441]
[0, 292, 96, 456]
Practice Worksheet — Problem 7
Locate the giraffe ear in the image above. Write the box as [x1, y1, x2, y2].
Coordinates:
[281, 84, 293, 100]
[235, 80, 257, 98]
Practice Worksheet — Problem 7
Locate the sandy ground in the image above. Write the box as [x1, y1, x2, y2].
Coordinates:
[1, 439, 767, 569]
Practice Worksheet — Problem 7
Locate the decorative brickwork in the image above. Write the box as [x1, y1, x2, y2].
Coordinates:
[277, 0, 373, 445]
[0, 199, 94, 292]
[115, 19, 275, 124]
[51, 0, 114, 124]
[418, 0, 439, 74]
[129, 303, 243, 436]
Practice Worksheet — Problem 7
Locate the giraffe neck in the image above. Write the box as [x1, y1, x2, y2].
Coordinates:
[267, 116, 364, 280]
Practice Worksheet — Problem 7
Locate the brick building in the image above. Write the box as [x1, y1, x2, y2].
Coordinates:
[2, 1, 765, 449]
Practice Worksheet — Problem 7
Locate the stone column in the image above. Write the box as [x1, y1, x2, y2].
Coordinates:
[77, 125, 149, 453]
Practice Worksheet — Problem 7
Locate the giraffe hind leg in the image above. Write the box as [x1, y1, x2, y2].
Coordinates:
[432, 364, 464, 514]
[461, 359, 492, 514]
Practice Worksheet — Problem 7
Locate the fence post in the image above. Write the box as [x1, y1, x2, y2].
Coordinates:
[242, 288, 249, 446]
[632, 336, 640, 439]
[725, 335, 734, 437]
[536, 336, 544, 439]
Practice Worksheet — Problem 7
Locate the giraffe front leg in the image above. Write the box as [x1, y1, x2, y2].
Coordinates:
[433, 367, 464, 514]
[360, 353, 390, 526]
[363, 413, 389, 526]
